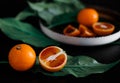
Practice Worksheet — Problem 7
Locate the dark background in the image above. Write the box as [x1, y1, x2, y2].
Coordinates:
[0, 0, 120, 17]
[0, 0, 120, 82]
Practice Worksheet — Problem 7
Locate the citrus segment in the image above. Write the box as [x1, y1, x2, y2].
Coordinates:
[63, 24, 80, 36]
[92, 22, 115, 36]
[39, 46, 67, 72]
[79, 24, 96, 37]
[8, 44, 36, 71]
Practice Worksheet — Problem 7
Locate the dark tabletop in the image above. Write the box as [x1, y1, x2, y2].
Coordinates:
[0, 0, 120, 82]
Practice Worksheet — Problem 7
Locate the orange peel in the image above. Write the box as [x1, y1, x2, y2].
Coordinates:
[63, 24, 80, 36]
[79, 24, 96, 37]
[92, 22, 115, 36]
[39, 46, 67, 72]
[77, 8, 99, 27]
[8, 44, 36, 71]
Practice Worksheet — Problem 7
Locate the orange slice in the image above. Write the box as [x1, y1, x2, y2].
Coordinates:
[39, 46, 67, 72]
[79, 24, 96, 37]
[63, 24, 80, 36]
[92, 22, 115, 36]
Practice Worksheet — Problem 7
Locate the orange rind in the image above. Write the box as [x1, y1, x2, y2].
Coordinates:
[79, 24, 96, 37]
[39, 46, 67, 72]
[77, 8, 99, 27]
[8, 44, 36, 71]
[92, 22, 115, 36]
[63, 24, 80, 36]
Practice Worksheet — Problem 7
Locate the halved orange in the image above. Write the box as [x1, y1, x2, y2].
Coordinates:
[63, 24, 80, 36]
[92, 22, 115, 36]
[39, 46, 67, 72]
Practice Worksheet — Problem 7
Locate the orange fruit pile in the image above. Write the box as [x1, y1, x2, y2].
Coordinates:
[63, 8, 115, 37]
[39, 46, 67, 72]
[8, 44, 36, 71]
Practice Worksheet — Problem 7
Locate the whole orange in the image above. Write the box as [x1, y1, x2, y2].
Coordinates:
[8, 44, 36, 71]
[77, 8, 99, 27]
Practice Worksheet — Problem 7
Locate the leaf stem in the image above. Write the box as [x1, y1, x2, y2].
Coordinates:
[0, 61, 9, 64]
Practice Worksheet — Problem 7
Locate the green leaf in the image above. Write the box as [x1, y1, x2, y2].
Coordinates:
[28, 1, 49, 12]
[0, 18, 59, 47]
[63, 56, 119, 77]
[112, 40, 120, 45]
[0, 61, 8, 64]
[48, 11, 78, 28]
[0, 55, 119, 78]
[28, 1, 64, 24]
[28, 0, 85, 25]
[54, 0, 85, 9]
[32, 55, 120, 77]
[15, 8, 36, 21]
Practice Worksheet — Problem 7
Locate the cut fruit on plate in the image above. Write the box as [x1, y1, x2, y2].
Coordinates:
[63, 24, 80, 37]
[92, 22, 115, 36]
[79, 24, 96, 37]
[40, 23, 120, 46]
[40, 6, 120, 46]
[77, 8, 99, 27]
[39, 46, 67, 72]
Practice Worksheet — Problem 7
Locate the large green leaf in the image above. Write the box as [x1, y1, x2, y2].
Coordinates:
[1, 55, 119, 78]
[54, 0, 85, 9]
[0, 18, 59, 47]
[15, 8, 36, 21]
[49, 11, 78, 28]
[32, 55, 120, 77]
[28, 0, 85, 25]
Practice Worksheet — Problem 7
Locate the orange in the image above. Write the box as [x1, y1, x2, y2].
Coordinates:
[79, 24, 96, 37]
[92, 22, 115, 36]
[63, 24, 80, 36]
[39, 46, 67, 72]
[77, 8, 99, 27]
[8, 44, 36, 71]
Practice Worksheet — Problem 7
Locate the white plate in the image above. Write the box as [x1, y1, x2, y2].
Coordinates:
[40, 23, 120, 46]
[39, 6, 120, 46]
